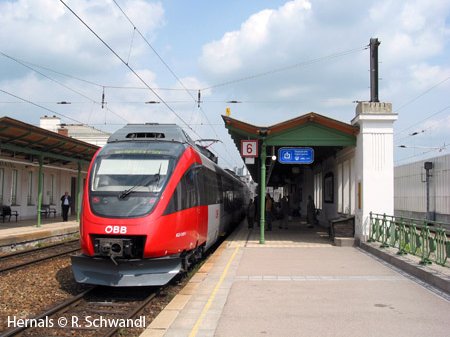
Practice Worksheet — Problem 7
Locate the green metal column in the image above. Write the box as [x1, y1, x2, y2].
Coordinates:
[37, 155, 43, 227]
[260, 142, 266, 244]
[76, 162, 82, 222]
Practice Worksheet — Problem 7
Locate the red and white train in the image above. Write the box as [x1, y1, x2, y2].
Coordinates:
[71, 124, 249, 286]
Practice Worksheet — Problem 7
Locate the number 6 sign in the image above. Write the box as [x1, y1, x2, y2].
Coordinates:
[241, 140, 258, 157]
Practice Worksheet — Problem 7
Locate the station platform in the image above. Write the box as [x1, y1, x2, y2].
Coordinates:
[0, 216, 78, 253]
[141, 219, 450, 337]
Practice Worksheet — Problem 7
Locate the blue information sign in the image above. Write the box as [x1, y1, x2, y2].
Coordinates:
[278, 147, 314, 164]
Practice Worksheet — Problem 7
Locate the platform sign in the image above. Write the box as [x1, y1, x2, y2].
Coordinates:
[241, 140, 258, 158]
[278, 147, 314, 164]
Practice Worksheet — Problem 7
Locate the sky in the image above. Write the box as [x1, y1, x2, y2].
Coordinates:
[0, 0, 449, 169]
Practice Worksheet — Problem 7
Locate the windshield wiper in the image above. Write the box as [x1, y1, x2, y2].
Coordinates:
[118, 164, 162, 199]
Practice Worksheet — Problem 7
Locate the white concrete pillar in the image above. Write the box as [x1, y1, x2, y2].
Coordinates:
[351, 102, 397, 241]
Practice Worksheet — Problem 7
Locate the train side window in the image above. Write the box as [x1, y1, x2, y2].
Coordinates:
[216, 173, 223, 204]
[164, 165, 198, 214]
[183, 167, 197, 208]
[165, 183, 182, 215]
[196, 166, 207, 206]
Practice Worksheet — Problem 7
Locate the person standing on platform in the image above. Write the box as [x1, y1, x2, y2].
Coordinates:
[247, 198, 255, 229]
[60, 191, 71, 222]
[307, 195, 316, 228]
[265, 193, 273, 231]
[279, 195, 290, 229]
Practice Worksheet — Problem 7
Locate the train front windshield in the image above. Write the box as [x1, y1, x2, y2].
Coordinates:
[89, 142, 183, 218]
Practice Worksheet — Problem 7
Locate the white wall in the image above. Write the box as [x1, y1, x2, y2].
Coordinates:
[0, 158, 87, 220]
[352, 102, 397, 240]
[395, 153, 450, 222]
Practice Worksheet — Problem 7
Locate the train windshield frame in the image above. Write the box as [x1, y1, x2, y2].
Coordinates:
[88, 142, 184, 218]
[91, 158, 170, 193]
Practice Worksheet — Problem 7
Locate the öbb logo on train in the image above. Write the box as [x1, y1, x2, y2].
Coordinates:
[104, 226, 127, 234]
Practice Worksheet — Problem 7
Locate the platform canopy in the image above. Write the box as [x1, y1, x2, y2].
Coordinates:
[0, 116, 100, 226]
[0, 116, 99, 168]
[222, 112, 359, 182]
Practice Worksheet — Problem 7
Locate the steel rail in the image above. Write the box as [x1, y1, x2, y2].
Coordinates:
[0, 246, 80, 273]
[0, 288, 94, 337]
[101, 290, 159, 337]
[0, 239, 79, 260]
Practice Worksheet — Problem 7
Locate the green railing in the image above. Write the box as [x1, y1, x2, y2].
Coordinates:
[368, 212, 450, 267]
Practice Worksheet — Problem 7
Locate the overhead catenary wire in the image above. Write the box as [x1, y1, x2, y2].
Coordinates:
[60, 0, 240, 169]
[110, 0, 239, 168]
[58, 0, 198, 137]
[0, 50, 235, 167]
[394, 75, 450, 113]
[0, 89, 88, 125]
[394, 143, 450, 165]
[394, 104, 450, 140]
[0, 51, 198, 91]
[201, 45, 368, 91]
[0, 50, 129, 124]
[394, 111, 450, 144]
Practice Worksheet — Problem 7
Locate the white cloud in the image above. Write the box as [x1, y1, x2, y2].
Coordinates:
[0, 0, 168, 128]
[409, 63, 450, 90]
[423, 114, 450, 132]
[0, 0, 165, 77]
[200, 0, 313, 76]
[198, 0, 450, 128]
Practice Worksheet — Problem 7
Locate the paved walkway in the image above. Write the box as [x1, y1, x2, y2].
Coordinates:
[0, 216, 78, 252]
[142, 219, 450, 337]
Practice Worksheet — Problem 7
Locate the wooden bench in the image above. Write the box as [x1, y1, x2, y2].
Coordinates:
[40, 204, 57, 218]
[0, 206, 19, 222]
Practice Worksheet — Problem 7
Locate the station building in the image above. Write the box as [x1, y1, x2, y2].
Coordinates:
[223, 101, 397, 243]
[39, 115, 110, 147]
[0, 116, 99, 223]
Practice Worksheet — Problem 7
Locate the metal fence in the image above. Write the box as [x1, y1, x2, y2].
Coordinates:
[369, 212, 449, 267]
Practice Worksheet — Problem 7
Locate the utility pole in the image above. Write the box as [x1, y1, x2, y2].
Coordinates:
[424, 161, 434, 221]
[369, 38, 380, 103]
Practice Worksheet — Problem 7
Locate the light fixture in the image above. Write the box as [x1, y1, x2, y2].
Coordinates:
[272, 155, 277, 161]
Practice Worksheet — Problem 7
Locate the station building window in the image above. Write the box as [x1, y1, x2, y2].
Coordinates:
[50, 174, 55, 204]
[27, 171, 33, 205]
[314, 172, 322, 210]
[0, 168, 4, 204]
[11, 169, 18, 205]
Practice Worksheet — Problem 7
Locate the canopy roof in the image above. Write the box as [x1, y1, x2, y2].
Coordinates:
[0, 116, 99, 168]
[222, 112, 359, 182]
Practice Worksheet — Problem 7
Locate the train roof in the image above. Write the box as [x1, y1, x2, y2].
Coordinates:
[108, 123, 219, 163]
[107, 124, 194, 144]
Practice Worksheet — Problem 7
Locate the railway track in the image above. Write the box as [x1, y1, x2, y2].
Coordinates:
[1, 286, 159, 337]
[0, 240, 80, 273]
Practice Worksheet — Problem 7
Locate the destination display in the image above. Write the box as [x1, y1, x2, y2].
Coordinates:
[278, 147, 314, 164]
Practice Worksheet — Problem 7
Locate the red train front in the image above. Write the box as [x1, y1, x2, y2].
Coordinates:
[71, 124, 248, 286]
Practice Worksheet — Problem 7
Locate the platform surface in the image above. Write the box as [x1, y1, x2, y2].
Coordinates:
[141, 219, 450, 337]
[0, 216, 78, 250]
